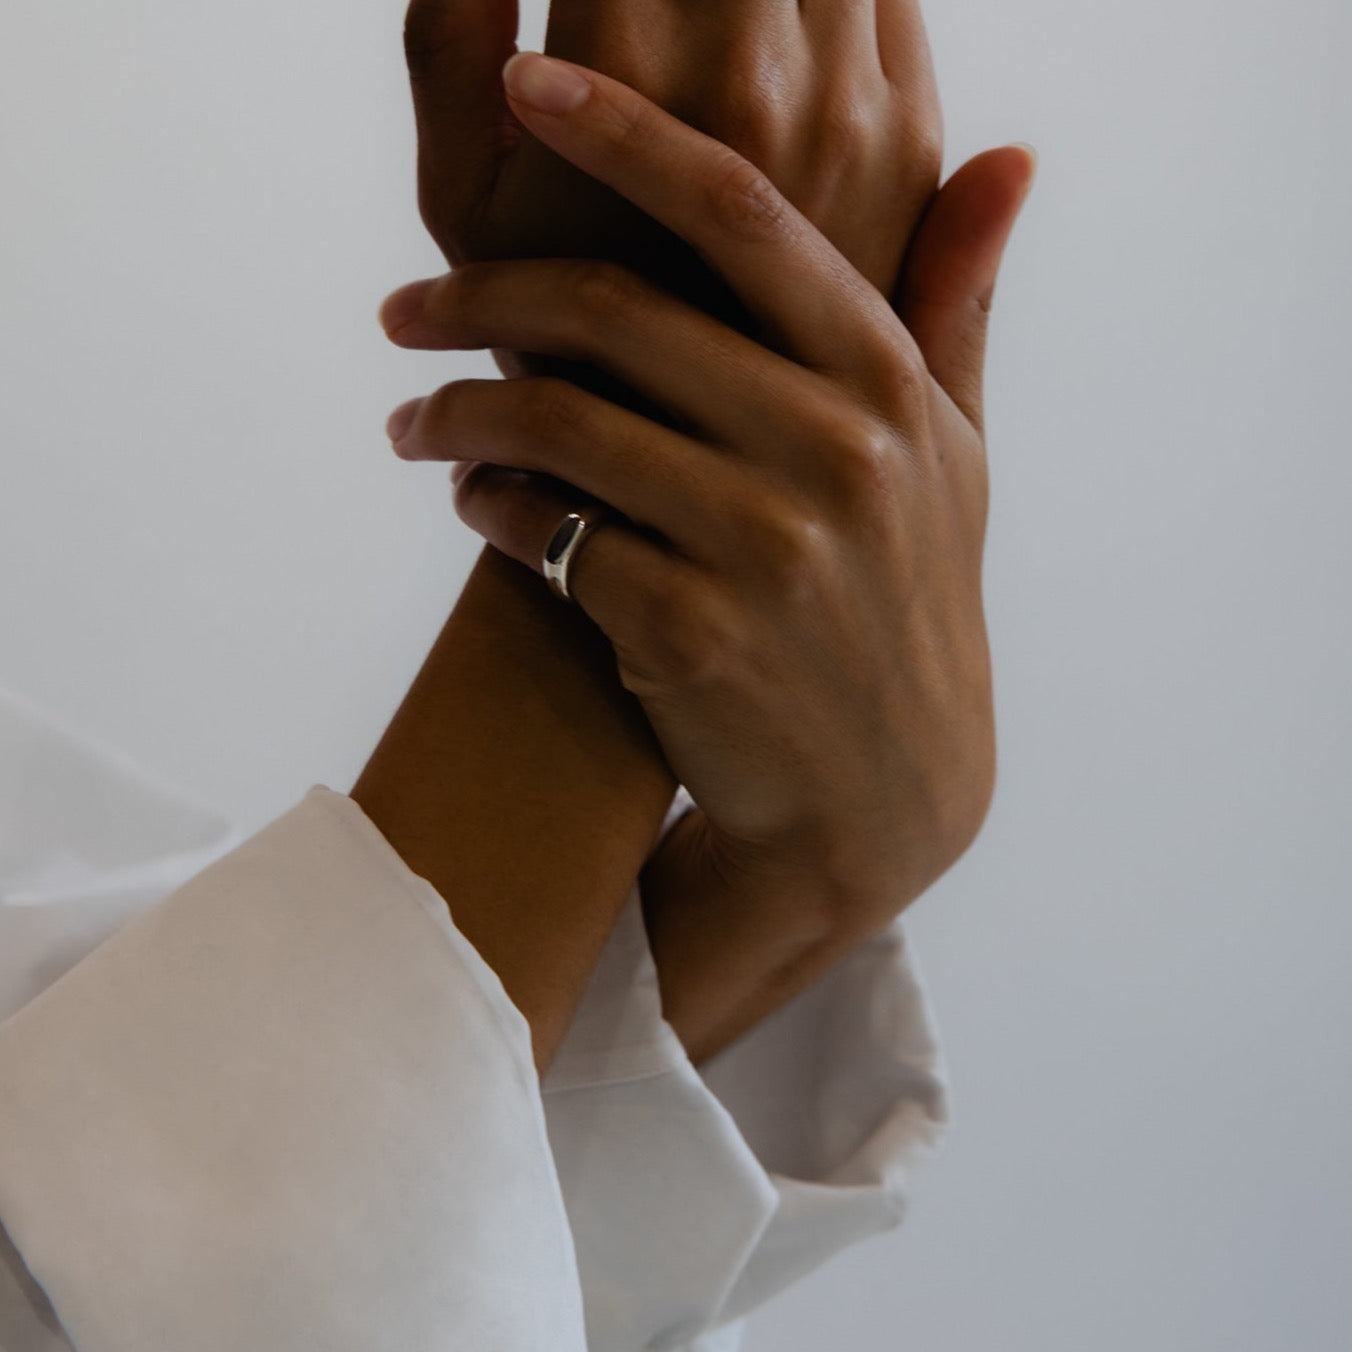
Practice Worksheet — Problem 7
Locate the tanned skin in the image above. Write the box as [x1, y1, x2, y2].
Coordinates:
[354, 0, 1034, 1070]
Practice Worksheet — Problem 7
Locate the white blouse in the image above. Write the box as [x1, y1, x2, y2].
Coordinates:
[0, 685, 948, 1352]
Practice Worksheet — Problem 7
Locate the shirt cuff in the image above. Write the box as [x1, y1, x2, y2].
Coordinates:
[0, 787, 587, 1352]
[541, 787, 949, 1352]
[0, 685, 241, 1026]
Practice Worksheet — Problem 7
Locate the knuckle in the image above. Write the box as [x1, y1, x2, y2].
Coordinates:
[569, 259, 651, 321]
[853, 331, 930, 411]
[707, 150, 790, 243]
[644, 584, 739, 687]
[425, 378, 470, 430]
[519, 377, 589, 439]
[813, 92, 875, 166]
[453, 462, 531, 536]
[706, 81, 790, 165]
[826, 417, 901, 508]
[742, 502, 828, 596]
[450, 459, 501, 516]
[597, 86, 660, 158]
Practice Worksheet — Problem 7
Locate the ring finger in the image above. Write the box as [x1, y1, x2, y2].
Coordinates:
[799, 0, 883, 72]
[451, 461, 700, 645]
[389, 375, 752, 564]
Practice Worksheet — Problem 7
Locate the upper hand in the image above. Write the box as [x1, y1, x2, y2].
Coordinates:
[380, 56, 1036, 926]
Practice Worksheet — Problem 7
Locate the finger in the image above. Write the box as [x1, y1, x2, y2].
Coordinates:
[404, 0, 521, 263]
[498, 52, 913, 380]
[388, 377, 751, 563]
[800, 0, 885, 73]
[379, 260, 827, 453]
[452, 461, 699, 650]
[873, 0, 944, 195]
[897, 144, 1037, 435]
[875, 0, 940, 93]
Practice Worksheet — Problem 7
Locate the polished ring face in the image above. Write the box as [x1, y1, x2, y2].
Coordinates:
[543, 511, 601, 603]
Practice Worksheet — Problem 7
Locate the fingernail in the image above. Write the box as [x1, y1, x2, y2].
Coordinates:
[380, 280, 434, 338]
[1010, 141, 1039, 182]
[503, 52, 592, 114]
[386, 397, 423, 447]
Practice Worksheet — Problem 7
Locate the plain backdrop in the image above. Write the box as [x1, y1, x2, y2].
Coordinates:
[2, 1, 1349, 1349]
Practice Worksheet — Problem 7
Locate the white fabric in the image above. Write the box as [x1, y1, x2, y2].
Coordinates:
[0, 686, 948, 1351]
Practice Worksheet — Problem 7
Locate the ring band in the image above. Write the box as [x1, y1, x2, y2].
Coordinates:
[543, 506, 609, 604]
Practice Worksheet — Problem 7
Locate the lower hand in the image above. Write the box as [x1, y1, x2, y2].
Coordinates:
[381, 56, 1036, 940]
[403, 0, 943, 307]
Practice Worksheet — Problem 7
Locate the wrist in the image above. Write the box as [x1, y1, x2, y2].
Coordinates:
[640, 809, 850, 1064]
[354, 546, 676, 1072]
[700, 810, 919, 948]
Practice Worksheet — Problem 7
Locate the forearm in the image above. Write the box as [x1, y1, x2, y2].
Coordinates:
[354, 496, 954, 1078]
[351, 545, 676, 1073]
[390, 0, 971, 1086]
[351, 540, 858, 1076]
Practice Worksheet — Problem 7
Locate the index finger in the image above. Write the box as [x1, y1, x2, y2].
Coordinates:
[500, 52, 917, 381]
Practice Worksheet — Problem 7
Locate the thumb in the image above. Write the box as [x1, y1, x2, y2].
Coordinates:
[404, 0, 521, 259]
[896, 143, 1038, 436]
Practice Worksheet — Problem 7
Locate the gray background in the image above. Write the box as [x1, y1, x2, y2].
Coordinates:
[2, 1, 1349, 1349]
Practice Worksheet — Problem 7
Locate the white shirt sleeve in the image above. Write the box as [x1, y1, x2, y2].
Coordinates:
[544, 789, 950, 1352]
[0, 690, 587, 1352]
[0, 691, 948, 1352]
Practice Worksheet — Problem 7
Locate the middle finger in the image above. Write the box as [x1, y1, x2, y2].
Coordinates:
[380, 259, 832, 454]
[799, 0, 884, 73]
[500, 52, 916, 384]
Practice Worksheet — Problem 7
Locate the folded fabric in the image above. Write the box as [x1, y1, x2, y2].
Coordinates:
[0, 687, 948, 1351]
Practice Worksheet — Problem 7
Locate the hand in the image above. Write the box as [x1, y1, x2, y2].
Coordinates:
[381, 57, 1036, 939]
[402, 0, 945, 376]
